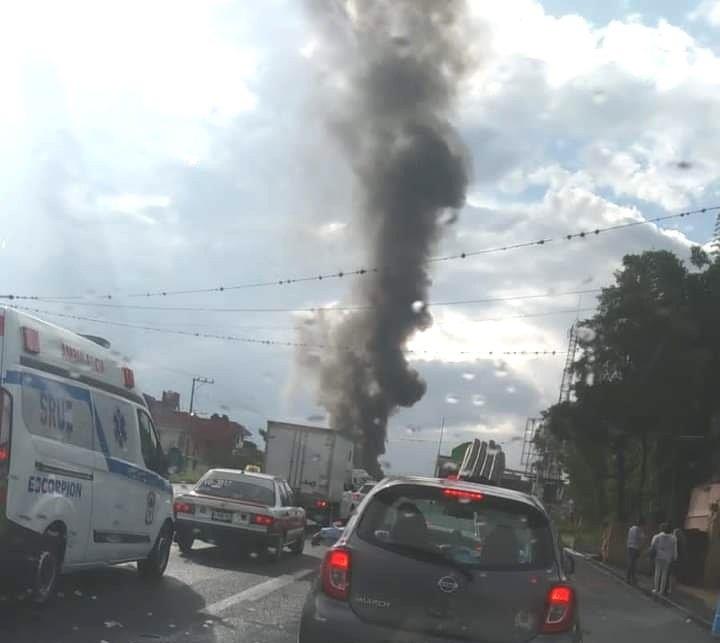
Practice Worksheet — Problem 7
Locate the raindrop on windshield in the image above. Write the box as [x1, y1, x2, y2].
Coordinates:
[445, 394, 460, 404]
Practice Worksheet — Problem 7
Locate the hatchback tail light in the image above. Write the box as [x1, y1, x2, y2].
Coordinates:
[541, 585, 575, 634]
[252, 514, 274, 527]
[321, 547, 351, 600]
[173, 501, 195, 515]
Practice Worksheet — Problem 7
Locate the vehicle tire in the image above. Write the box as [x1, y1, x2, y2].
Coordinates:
[265, 535, 284, 562]
[289, 533, 306, 556]
[30, 528, 64, 605]
[138, 521, 173, 580]
[176, 531, 194, 556]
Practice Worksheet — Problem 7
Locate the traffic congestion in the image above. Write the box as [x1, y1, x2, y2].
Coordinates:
[0, 306, 714, 642]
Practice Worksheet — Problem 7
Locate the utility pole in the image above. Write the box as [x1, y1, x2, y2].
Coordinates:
[434, 416, 446, 476]
[189, 376, 214, 415]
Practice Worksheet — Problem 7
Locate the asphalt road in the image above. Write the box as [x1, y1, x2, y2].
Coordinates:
[1, 545, 715, 643]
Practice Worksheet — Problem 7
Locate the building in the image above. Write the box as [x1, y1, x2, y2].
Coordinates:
[145, 391, 251, 471]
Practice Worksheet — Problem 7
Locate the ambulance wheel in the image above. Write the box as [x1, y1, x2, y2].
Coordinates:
[138, 521, 173, 580]
[31, 528, 64, 605]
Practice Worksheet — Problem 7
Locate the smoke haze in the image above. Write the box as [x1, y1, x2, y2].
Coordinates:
[299, 0, 472, 478]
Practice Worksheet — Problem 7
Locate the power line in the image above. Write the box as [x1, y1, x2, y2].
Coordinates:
[8, 305, 565, 357]
[78, 305, 598, 335]
[11, 288, 604, 314]
[2, 205, 715, 302]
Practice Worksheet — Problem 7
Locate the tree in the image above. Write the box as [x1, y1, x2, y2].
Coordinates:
[544, 249, 720, 524]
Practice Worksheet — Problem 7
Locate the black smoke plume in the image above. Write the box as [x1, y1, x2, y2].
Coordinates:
[299, 0, 471, 478]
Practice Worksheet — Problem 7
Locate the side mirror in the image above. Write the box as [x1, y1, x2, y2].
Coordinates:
[562, 548, 576, 575]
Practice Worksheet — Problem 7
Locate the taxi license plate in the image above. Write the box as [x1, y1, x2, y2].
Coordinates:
[212, 511, 233, 523]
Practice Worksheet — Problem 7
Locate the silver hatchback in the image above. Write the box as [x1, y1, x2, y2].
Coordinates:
[299, 477, 581, 643]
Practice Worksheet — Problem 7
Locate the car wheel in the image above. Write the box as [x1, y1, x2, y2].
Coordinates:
[289, 533, 305, 556]
[30, 529, 64, 605]
[176, 531, 194, 556]
[266, 535, 284, 562]
[138, 522, 173, 580]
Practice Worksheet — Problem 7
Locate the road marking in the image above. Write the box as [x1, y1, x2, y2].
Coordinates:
[202, 568, 315, 616]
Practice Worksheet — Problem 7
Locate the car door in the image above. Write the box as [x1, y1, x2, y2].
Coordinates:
[134, 408, 171, 552]
[19, 372, 95, 566]
[282, 481, 305, 540]
[88, 391, 143, 561]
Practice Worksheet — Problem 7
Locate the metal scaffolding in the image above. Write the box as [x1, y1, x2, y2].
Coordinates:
[558, 323, 579, 403]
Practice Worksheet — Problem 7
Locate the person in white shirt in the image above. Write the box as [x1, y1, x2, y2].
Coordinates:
[625, 517, 645, 585]
[650, 523, 678, 595]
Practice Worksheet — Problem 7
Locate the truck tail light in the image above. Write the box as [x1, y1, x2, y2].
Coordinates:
[252, 514, 274, 527]
[541, 585, 575, 634]
[322, 547, 351, 600]
[173, 501, 195, 515]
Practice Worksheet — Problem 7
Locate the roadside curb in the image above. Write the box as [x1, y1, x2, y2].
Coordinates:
[568, 549, 713, 630]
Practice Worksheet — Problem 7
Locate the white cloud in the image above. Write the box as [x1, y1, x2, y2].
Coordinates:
[3, 0, 719, 476]
[689, 1, 720, 27]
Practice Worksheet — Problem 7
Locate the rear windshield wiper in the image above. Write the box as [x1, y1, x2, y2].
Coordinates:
[376, 541, 475, 581]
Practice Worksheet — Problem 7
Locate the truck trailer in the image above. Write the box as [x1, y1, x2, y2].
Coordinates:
[263, 420, 353, 525]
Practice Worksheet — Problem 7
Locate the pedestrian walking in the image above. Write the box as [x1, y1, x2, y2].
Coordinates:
[650, 523, 677, 595]
[626, 517, 645, 585]
[665, 527, 685, 595]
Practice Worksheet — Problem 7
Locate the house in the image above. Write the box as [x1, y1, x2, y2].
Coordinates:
[145, 391, 251, 471]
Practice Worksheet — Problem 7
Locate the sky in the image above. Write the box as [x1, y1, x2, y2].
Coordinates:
[2, 0, 720, 476]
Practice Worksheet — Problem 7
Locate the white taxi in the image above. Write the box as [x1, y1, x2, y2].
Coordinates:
[173, 468, 306, 561]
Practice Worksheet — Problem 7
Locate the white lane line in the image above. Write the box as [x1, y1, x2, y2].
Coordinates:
[202, 568, 315, 616]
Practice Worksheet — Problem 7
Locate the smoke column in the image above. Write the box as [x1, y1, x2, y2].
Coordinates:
[300, 0, 471, 478]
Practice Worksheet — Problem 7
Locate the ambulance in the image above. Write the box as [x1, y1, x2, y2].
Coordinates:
[0, 307, 173, 603]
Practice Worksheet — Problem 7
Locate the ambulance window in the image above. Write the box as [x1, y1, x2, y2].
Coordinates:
[21, 375, 93, 450]
[93, 393, 142, 464]
[138, 410, 165, 475]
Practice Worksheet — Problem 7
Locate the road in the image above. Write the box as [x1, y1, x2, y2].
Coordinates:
[0, 545, 715, 642]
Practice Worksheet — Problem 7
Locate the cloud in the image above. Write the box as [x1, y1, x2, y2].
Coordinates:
[689, 1, 720, 27]
[2, 0, 719, 477]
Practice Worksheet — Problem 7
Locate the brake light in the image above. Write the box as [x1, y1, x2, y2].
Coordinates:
[315, 499, 329, 509]
[322, 547, 351, 600]
[252, 514, 274, 527]
[22, 327, 40, 353]
[0, 446, 8, 462]
[541, 585, 575, 634]
[443, 488, 484, 501]
[173, 501, 195, 515]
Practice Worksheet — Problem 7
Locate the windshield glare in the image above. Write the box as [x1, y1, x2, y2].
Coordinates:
[196, 476, 275, 506]
[357, 485, 554, 571]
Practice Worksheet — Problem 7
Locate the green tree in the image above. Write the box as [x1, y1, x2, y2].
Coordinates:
[544, 249, 720, 524]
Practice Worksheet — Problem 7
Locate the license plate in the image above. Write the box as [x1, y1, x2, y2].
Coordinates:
[212, 511, 233, 523]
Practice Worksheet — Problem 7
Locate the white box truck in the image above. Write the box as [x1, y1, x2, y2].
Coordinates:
[264, 420, 353, 525]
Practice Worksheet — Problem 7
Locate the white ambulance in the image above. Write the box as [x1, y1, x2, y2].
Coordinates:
[0, 307, 173, 603]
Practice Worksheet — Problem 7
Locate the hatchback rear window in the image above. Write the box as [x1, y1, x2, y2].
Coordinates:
[356, 484, 554, 571]
[196, 475, 275, 506]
